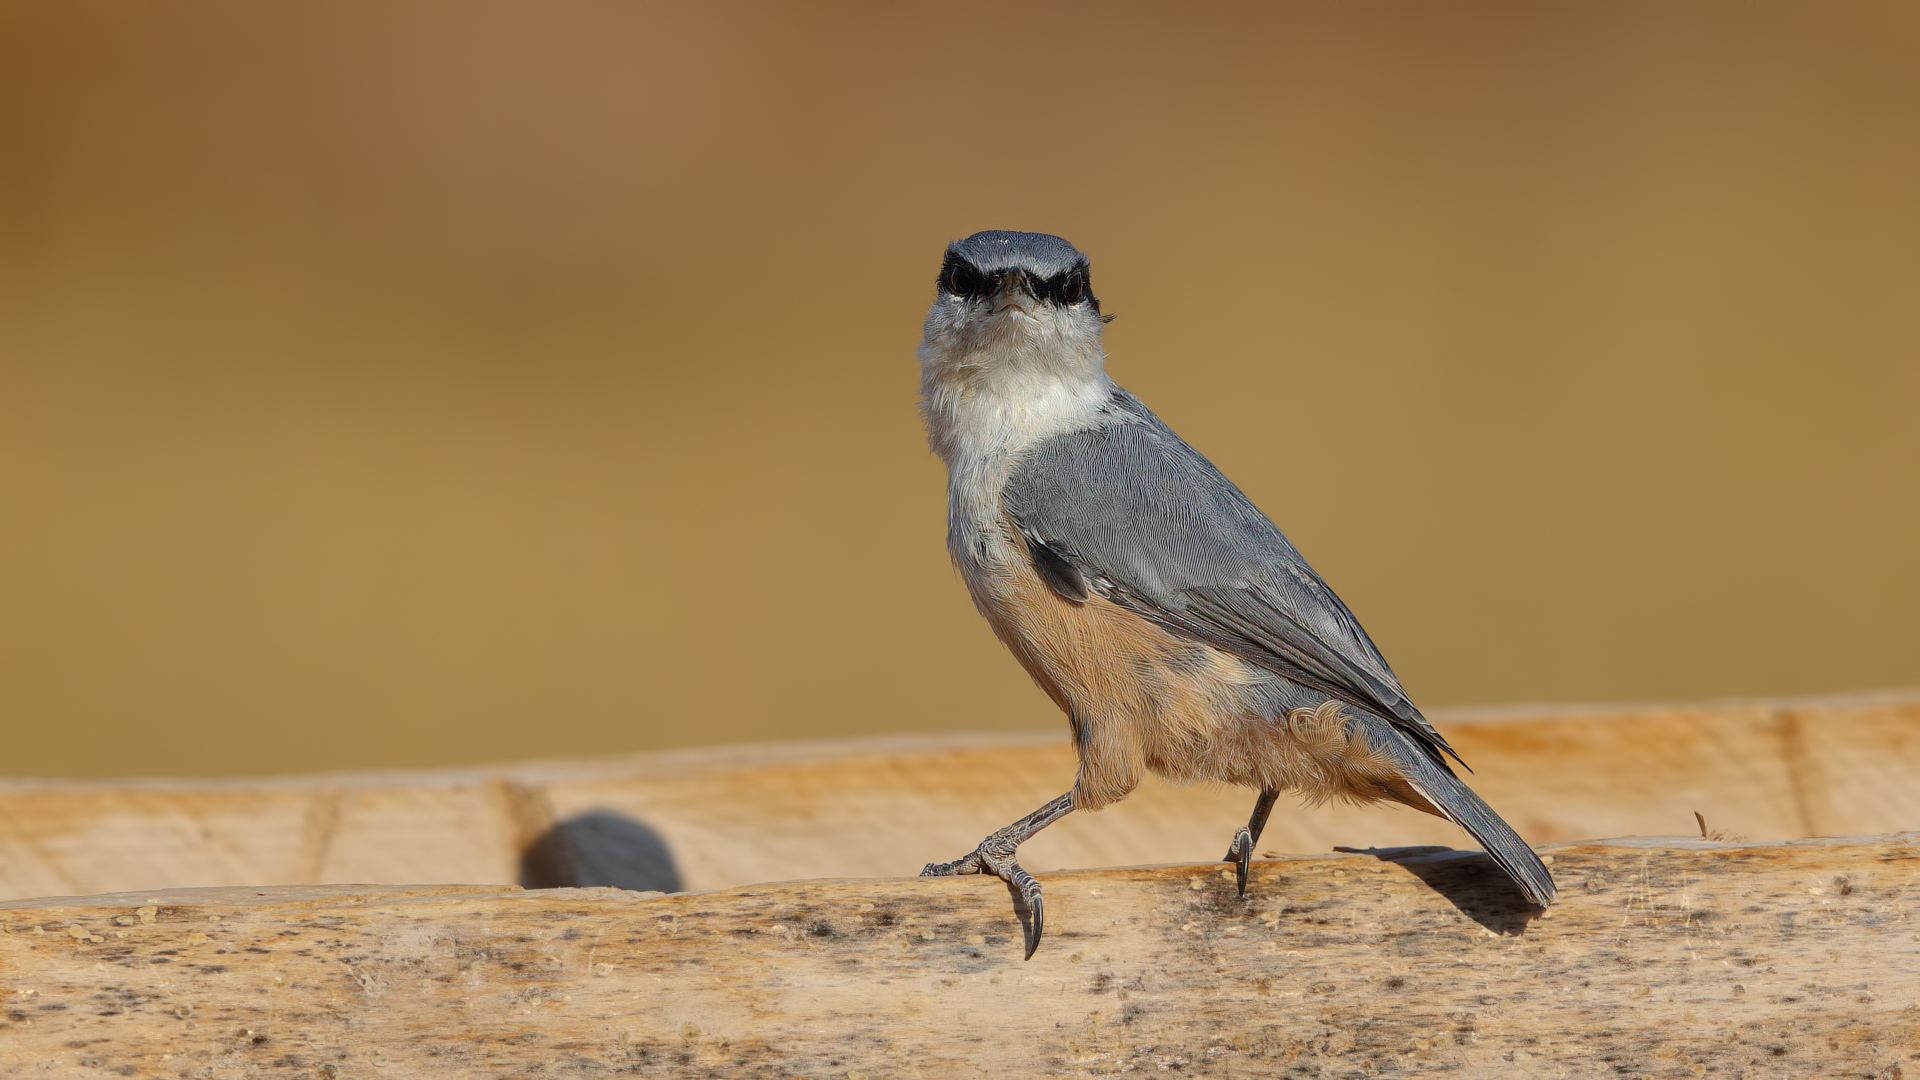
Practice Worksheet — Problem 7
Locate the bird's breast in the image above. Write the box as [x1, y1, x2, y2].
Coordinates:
[957, 515, 1268, 806]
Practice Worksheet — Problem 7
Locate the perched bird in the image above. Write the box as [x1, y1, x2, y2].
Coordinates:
[916, 230, 1556, 958]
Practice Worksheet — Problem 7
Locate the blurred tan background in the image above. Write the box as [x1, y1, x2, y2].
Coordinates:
[0, 1, 1915, 780]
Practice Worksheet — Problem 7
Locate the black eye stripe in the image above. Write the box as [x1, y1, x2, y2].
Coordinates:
[941, 256, 990, 297]
[1042, 272, 1083, 304]
[937, 254, 1100, 314]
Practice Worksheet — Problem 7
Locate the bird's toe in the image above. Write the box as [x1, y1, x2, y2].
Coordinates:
[1224, 825, 1255, 897]
[919, 850, 987, 878]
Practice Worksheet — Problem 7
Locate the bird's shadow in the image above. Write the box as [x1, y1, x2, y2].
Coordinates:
[1330, 844, 1546, 935]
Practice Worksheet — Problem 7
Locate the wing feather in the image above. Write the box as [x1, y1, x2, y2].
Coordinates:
[1006, 389, 1460, 766]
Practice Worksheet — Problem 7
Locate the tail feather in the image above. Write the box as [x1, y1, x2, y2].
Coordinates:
[1363, 716, 1558, 907]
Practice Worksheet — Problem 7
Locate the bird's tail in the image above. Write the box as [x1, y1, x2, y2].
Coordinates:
[1359, 714, 1558, 907]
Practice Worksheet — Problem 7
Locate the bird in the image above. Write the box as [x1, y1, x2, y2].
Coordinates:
[914, 230, 1557, 959]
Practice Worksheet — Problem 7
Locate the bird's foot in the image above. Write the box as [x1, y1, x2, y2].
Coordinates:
[919, 849, 987, 878]
[1222, 825, 1256, 897]
[921, 839, 1047, 960]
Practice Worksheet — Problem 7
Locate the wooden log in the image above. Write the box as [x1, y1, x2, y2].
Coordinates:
[1, 835, 1914, 1078]
[0, 689, 1916, 902]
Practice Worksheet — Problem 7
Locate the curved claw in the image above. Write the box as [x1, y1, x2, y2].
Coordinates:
[1021, 885, 1045, 960]
[982, 849, 1046, 959]
[1223, 825, 1254, 897]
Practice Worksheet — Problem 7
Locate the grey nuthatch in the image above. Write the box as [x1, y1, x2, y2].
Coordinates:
[916, 230, 1556, 958]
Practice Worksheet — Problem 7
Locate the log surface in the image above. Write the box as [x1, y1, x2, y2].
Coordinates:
[1, 835, 1915, 1078]
[0, 689, 1916, 902]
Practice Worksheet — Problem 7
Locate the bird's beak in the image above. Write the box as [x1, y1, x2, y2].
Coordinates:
[989, 270, 1037, 317]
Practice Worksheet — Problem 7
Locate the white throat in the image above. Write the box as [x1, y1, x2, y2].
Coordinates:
[917, 307, 1112, 566]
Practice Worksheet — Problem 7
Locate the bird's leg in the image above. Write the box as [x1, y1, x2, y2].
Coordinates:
[920, 791, 1075, 959]
[1222, 788, 1280, 897]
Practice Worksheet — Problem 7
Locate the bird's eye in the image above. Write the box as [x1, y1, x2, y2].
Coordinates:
[1056, 275, 1085, 305]
[945, 261, 983, 296]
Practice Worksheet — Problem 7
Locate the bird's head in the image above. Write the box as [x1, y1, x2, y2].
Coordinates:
[917, 231, 1110, 382]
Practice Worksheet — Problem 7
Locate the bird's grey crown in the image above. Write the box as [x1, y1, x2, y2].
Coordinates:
[947, 230, 1087, 276]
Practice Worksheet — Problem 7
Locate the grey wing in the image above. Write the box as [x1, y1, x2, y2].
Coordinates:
[1004, 390, 1461, 767]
